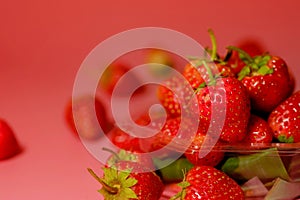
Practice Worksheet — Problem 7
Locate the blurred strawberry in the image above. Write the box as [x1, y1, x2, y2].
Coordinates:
[98, 62, 145, 97]
[65, 95, 112, 140]
[268, 90, 300, 143]
[0, 119, 21, 160]
[145, 49, 174, 78]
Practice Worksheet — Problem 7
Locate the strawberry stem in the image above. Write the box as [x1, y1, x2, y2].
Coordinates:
[202, 60, 216, 86]
[226, 46, 253, 63]
[87, 168, 119, 194]
[208, 29, 217, 61]
[102, 147, 121, 162]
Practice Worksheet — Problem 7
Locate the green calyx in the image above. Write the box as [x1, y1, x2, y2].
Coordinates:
[88, 167, 138, 200]
[106, 149, 138, 167]
[226, 46, 273, 80]
[278, 135, 294, 143]
[170, 170, 190, 200]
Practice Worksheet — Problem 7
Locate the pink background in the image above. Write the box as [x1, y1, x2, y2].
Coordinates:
[1, 0, 300, 199]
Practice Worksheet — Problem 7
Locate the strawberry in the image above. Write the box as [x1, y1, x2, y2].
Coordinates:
[158, 29, 235, 119]
[182, 61, 235, 90]
[227, 46, 293, 113]
[65, 95, 112, 140]
[0, 119, 21, 160]
[107, 112, 166, 153]
[107, 126, 144, 152]
[242, 114, 273, 145]
[171, 165, 244, 200]
[145, 49, 174, 78]
[184, 133, 224, 167]
[196, 75, 251, 143]
[268, 90, 300, 143]
[98, 62, 144, 97]
[183, 29, 234, 90]
[157, 75, 192, 118]
[88, 161, 164, 200]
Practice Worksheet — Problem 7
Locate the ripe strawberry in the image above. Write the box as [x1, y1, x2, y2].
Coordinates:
[196, 76, 251, 143]
[183, 29, 235, 90]
[227, 46, 293, 113]
[171, 165, 244, 200]
[242, 114, 273, 145]
[268, 90, 300, 143]
[98, 62, 144, 97]
[157, 75, 192, 118]
[88, 161, 164, 200]
[184, 133, 224, 167]
[145, 49, 174, 78]
[65, 95, 112, 140]
[182, 61, 235, 90]
[0, 119, 21, 160]
[107, 126, 144, 152]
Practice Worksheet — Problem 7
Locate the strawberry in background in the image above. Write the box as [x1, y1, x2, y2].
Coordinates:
[0, 119, 21, 160]
[98, 62, 145, 97]
[65, 95, 112, 140]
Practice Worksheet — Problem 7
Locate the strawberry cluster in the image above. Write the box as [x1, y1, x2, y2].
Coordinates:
[73, 30, 300, 199]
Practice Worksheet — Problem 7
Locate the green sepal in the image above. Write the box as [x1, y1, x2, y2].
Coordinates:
[170, 170, 190, 200]
[237, 66, 251, 80]
[278, 135, 294, 143]
[99, 167, 138, 199]
[256, 65, 274, 75]
[106, 149, 138, 167]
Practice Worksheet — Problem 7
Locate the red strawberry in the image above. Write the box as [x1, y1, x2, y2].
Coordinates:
[268, 90, 300, 143]
[183, 29, 235, 90]
[227, 46, 293, 113]
[184, 133, 224, 167]
[88, 161, 164, 200]
[182, 61, 235, 90]
[242, 114, 273, 145]
[157, 75, 193, 118]
[171, 165, 244, 200]
[107, 126, 143, 152]
[98, 62, 144, 97]
[196, 76, 251, 143]
[0, 119, 21, 160]
[65, 95, 112, 140]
